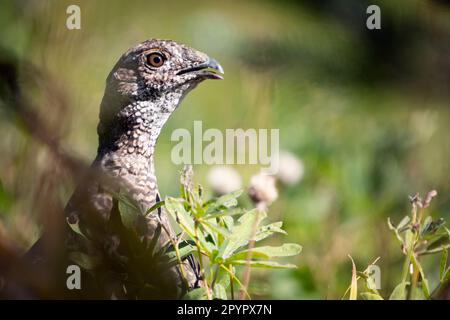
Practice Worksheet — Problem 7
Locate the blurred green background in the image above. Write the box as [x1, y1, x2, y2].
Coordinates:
[0, 0, 450, 299]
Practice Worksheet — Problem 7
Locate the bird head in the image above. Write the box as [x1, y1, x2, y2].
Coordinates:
[97, 39, 223, 154]
[106, 39, 223, 102]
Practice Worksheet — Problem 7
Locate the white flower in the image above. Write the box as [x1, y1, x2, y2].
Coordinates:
[248, 171, 278, 206]
[276, 151, 304, 186]
[207, 166, 242, 196]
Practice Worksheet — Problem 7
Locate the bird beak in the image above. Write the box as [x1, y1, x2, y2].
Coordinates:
[207, 58, 224, 75]
[176, 57, 224, 80]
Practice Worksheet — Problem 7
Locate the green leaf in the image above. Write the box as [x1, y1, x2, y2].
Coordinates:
[349, 255, 357, 300]
[66, 217, 88, 240]
[410, 254, 430, 298]
[222, 216, 234, 231]
[420, 216, 433, 236]
[360, 292, 383, 300]
[397, 216, 411, 231]
[182, 287, 208, 300]
[114, 191, 141, 211]
[404, 230, 415, 250]
[118, 193, 141, 229]
[228, 243, 302, 261]
[389, 282, 409, 300]
[213, 283, 228, 300]
[420, 218, 446, 239]
[206, 190, 243, 214]
[410, 286, 426, 300]
[430, 218, 446, 233]
[442, 267, 450, 283]
[423, 233, 450, 252]
[165, 241, 196, 266]
[216, 269, 231, 289]
[204, 208, 244, 220]
[231, 260, 297, 269]
[202, 220, 231, 238]
[165, 197, 213, 254]
[200, 222, 219, 247]
[165, 197, 194, 234]
[218, 209, 266, 259]
[145, 200, 165, 216]
[255, 221, 287, 242]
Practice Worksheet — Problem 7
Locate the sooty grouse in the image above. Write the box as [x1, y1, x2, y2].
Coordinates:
[26, 39, 224, 299]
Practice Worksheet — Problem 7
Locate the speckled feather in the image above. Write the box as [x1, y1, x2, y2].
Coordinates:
[64, 39, 223, 296]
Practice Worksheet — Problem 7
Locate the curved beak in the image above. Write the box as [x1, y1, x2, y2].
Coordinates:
[177, 57, 224, 80]
[207, 58, 224, 75]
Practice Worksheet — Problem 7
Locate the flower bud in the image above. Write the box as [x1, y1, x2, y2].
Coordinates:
[248, 171, 278, 207]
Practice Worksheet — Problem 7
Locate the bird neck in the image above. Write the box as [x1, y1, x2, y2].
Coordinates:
[96, 94, 181, 208]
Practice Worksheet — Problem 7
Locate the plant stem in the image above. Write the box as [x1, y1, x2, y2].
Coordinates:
[221, 264, 251, 299]
[194, 221, 212, 300]
[238, 204, 265, 300]
[160, 223, 189, 289]
[229, 264, 235, 300]
[409, 260, 420, 299]
[416, 244, 450, 256]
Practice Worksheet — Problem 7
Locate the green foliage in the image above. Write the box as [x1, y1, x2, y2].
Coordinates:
[164, 168, 302, 299]
[343, 191, 450, 300]
[361, 292, 383, 300]
[64, 167, 301, 299]
[388, 282, 408, 300]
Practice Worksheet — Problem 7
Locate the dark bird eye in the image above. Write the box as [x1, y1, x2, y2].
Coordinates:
[147, 52, 165, 67]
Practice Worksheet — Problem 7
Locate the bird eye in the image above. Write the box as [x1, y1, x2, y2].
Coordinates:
[147, 52, 165, 68]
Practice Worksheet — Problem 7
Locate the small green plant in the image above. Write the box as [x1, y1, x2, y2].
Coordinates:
[343, 190, 450, 300]
[83, 167, 303, 299]
[162, 168, 302, 299]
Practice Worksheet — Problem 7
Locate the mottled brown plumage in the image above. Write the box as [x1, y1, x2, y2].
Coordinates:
[29, 39, 223, 298]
